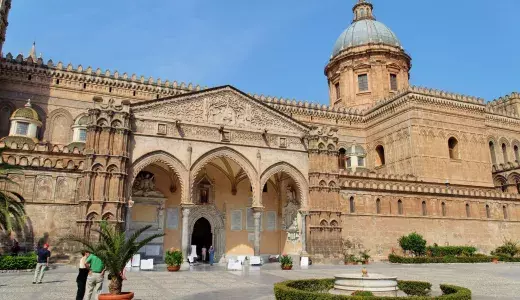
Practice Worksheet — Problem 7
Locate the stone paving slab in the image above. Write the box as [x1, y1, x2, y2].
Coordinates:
[0, 262, 518, 299]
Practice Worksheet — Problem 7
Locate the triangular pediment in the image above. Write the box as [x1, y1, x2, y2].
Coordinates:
[131, 86, 309, 136]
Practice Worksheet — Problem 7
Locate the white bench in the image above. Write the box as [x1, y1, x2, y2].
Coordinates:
[140, 258, 154, 270]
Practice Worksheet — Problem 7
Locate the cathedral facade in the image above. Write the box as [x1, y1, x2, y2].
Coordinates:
[1, 0, 520, 262]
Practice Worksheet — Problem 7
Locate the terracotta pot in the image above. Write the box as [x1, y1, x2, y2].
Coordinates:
[99, 292, 134, 300]
[167, 265, 181, 272]
[492, 258, 498, 264]
[362, 260, 369, 265]
[281, 265, 293, 270]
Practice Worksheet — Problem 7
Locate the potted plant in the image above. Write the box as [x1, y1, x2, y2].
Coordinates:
[359, 250, 371, 265]
[280, 254, 293, 270]
[165, 248, 183, 272]
[65, 222, 164, 300]
[344, 254, 357, 265]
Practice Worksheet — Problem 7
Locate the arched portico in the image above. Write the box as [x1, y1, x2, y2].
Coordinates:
[260, 162, 309, 209]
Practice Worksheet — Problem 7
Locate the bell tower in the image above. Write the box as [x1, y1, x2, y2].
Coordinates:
[325, 0, 411, 110]
[0, 0, 11, 55]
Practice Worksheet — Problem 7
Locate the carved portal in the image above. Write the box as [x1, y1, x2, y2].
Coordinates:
[187, 204, 226, 263]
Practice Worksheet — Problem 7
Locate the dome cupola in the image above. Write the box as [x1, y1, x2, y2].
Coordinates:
[8, 99, 42, 141]
[325, 0, 411, 110]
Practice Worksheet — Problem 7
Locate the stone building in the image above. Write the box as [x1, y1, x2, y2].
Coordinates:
[1, 0, 520, 262]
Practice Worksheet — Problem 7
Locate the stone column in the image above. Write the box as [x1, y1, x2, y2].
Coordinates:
[181, 207, 190, 269]
[253, 209, 262, 256]
[300, 211, 308, 255]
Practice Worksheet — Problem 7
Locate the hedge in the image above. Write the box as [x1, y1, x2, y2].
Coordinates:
[0, 254, 37, 270]
[495, 254, 520, 262]
[274, 279, 471, 300]
[426, 246, 477, 257]
[389, 254, 495, 264]
[397, 280, 431, 296]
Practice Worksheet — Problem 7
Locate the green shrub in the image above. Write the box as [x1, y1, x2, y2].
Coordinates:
[496, 254, 520, 262]
[398, 232, 427, 256]
[389, 254, 494, 264]
[491, 240, 519, 257]
[274, 279, 471, 300]
[426, 246, 477, 257]
[280, 255, 293, 268]
[351, 291, 373, 297]
[0, 254, 37, 270]
[397, 280, 431, 296]
[164, 248, 183, 266]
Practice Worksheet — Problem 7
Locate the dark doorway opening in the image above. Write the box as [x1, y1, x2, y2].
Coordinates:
[191, 218, 212, 262]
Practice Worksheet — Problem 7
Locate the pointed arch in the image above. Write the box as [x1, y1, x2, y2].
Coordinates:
[129, 150, 188, 202]
[46, 108, 73, 144]
[260, 161, 309, 209]
[190, 147, 257, 205]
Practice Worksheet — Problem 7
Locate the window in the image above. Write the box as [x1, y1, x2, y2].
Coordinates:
[338, 148, 346, 169]
[358, 74, 368, 92]
[422, 201, 427, 216]
[320, 220, 329, 226]
[360, 8, 366, 17]
[357, 156, 365, 167]
[397, 200, 403, 215]
[79, 129, 87, 142]
[448, 137, 459, 159]
[346, 157, 352, 168]
[263, 184, 268, 193]
[441, 202, 446, 217]
[375, 145, 385, 166]
[349, 197, 355, 213]
[335, 82, 341, 99]
[466, 203, 471, 217]
[503, 205, 508, 219]
[485, 204, 490, 218]
[376, 198, 381, 214]
[501, 182, 507, 192]
[15, 122, 29, 135]
[489, 141, 497, 165]
[390, 74, 398, 91]
[514, 145, 519, 162]
[516, 179, 520, 194]
[502, 143, 508, 164]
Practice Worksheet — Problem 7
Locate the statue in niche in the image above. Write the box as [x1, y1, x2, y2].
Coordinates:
[157, 203, 165, 230]
[200, 188, 209, 204]
[283, 185, 299, 231]
[132, 171, 163, 197]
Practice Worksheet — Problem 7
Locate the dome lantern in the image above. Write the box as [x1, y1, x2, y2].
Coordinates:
[353, 0, 375, 22]
[7, 98, 42, 141]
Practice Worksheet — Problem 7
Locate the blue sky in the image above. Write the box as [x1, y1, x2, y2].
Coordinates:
[4, 0, 519, 104]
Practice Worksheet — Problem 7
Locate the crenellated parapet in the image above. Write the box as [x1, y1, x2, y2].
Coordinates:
[0, 52, 207, 101]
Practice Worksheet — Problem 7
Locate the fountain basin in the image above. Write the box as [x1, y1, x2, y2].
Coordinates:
[330, 273, 398, 297]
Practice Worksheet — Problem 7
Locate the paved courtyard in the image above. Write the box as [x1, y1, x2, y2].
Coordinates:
[0, 262, 518, 299]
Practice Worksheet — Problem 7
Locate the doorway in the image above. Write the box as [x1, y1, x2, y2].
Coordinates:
[191, 217, 212, 262]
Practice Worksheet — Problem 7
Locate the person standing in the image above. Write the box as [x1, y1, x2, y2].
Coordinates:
[33, 243, 51, 284]
[84, 253, 105, 300]
[201, 246, 207, 263]
[76, 251, 90, 300]
[208, 245, 215, 266]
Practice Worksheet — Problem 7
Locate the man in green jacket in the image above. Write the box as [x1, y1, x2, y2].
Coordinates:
[84, 253, 105, 300]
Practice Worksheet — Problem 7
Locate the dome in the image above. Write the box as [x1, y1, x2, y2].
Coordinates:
[11, 99, 40, 121]
[332, 19, 401, 57]
[12, 107, 40, 121]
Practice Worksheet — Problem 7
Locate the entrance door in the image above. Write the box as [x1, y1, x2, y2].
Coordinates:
[191, 217, 212, 262]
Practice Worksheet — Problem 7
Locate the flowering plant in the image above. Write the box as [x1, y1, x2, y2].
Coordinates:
[280, 254, 293, 268]
[165, 248, 183, 266]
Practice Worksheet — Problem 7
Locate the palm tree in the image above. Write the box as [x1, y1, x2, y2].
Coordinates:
[64, 222, 165, 295]
[0, 148, 27, 239]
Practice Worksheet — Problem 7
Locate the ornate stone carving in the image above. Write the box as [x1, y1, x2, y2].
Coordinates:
[132, 171, 164, 197]
[187, 204, 226, 262]
[283, 185, 299, 231]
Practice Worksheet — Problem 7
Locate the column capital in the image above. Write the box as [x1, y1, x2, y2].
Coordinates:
[252, 206, 264, 214]
[299, 210, 309, 216]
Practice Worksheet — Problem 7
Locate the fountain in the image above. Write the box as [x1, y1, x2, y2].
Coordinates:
[330, 268, 398, 297]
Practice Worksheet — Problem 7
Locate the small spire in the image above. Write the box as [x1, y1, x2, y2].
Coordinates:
[28, 41, 36, 60]
[25, 98, 32, 108]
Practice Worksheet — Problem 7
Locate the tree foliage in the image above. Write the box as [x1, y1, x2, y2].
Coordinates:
[398, 232, 427, 256]
[0, 148, 27, 235]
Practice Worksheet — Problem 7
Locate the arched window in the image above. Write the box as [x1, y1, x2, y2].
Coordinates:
[441, 202, 446, 217]
[503, 205, 508, 219]
[489, 141, 497, 165]
[502, 143, 508, 164]
[338, 148, 346, 169]
[448, 137, 459, 159]
[516, 179, 520, 194]
[422, 201, 427, 216]
[397, 200, 403, 215]
[465, 203, 471, 218]
[349, 197, 355, 213]
[360, 8, 366, 17]
[330, 220, 339, 227]
[376, 198, 381, 214]
[375, 145, 385, 167]
[486, 204, 491, 218]
[514, 145, 520, 162]
[320, 220, 329, 226]
[501, 182, 508, 192]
